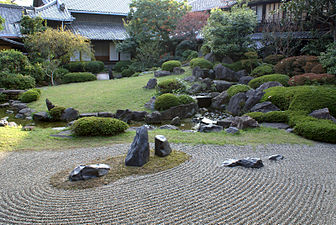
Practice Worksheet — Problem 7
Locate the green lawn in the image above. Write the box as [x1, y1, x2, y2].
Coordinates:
[29, 70, 190, 113]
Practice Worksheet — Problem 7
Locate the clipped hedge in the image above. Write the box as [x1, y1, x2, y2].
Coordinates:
[65, 61, 104, 74]
[0, 73, 36, 90]
[288, 73, 336, 86]
[154, 93, 180, 111]
[263, 54, 285, 65]
[245, 111, 289, 123]
[49, 106, 66, 121]
[294, 119, 336, 143]
[250, 64, 274, 77]
[157, 79, 184, 94]
[121, 68, 135, 77]
[190, 58, 213, 69]
[72, 117, 129, 136]
[19, 88, 41, 103]
[227, 84, 251, 98]
[63, 72, 96, 83]
[248, 74, 289, 89]
[114, 61, 132, 73]
[162, 60, 182, 72]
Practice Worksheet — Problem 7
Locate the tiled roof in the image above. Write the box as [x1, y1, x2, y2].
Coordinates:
[0, 4, 27, 37]
[0, 37, 24, 46]
[29, 0, 74, 21]
[43, 0, 131, 15]
[67, 21, 128, 40]
[189, 0, 236, 12]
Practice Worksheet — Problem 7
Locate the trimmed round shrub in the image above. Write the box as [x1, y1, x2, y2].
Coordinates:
[84, 61, 104, 74]
[19, 89, 41, 103]
[121, 68, 135, 77]
[261, 86, 294, 110]
[154, 93, 180, 111]
[248, 74, 289, 89]
[49, 106, 66, 121]
[161, 60, 182, 72]
[178, 94, 195, 105]
[0, 73, 36, 90]
[264, 54, 285, 65]
[227, 84, 251, 98]
[64, 61, 86, 72]
[250, 64, 274, 77]
[157, 79, 184, 94]
[274, 55, 325, 76]
[114, 61, 132, 73]
[72, 117, 129, 136]
[190, 58, 213, 69]
[294, 119, 336, 143]
[288, 73, 336, 86]
[222, 61, 244, 72]
[63, 72, 96, 83]
[0, 49, 30, 74]
[54, 67, 69, 83]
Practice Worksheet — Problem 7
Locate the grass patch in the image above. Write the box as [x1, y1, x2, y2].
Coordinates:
[28, 70, 190, 113]
[50, 150, 190, 190]
[0, 126, 313, 152]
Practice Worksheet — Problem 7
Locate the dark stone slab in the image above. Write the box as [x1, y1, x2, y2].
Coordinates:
[196, 96, 212, 108]
[80, 113, 98, 118]
[125, 126, 150, 167]
[250, 101, 280, 113]
[46, 98, 55, 111]
[231, 116, 259, 130]
[199, 124, 223, 133]
[222, 158, 264, 168]
[160, 103, 198, 120]
[98, 112, 115, 118]
[256, 81, 283, 92]
[145, 111, 162, 124]
[33, 111, 50, 122]
[269, 154, 284, 161]
[61, 108, 79, 122]
[243, 90, 264, 112]
[154, 70, 171, 77]
[214, 80, 234, 92]
[309, 108, 336, 122]
[225, 127, 240, 134]
[155, 135, 172, 157]
[239, 76, 254, 85]
[172, 67, 185, 75]
[227, 92, 247, 116]
[69, 164, 110, 181]
[217, 118, 234, 129]
[159, 125, 178, 130]
[144, 78, 157, 89]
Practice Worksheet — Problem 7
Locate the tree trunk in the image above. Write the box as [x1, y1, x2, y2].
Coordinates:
[51, 72, 54, 86]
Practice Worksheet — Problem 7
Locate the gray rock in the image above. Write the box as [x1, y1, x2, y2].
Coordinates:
[115, 109, 148, 123]
[172, 67, 185, 75]
[214, 64, 243, 82]
[33, 111, 50, 122]
[196, 96, 212, 108]
[192, 66, 211, 79]
[7, 122, 18, 127]
[184, 76, 197, 83]
[144, 78, 157, 89]
[227, 92, 247, 116]
[238, 76, 254, 85]
[0, 103, 9, 108]
[79, 113, 98, 118]
[6, 110, 14, 114]
[222, 158, 264, 168]
[159, 124, 178, 130]
[145, 111, 162, 124]
[225, 127, 240, 134]
[61, 108, 79, 122]
[217, 118, 234, 128]
[201, 117, 217, 125]
[231, 116, 259, 130]
[155, 135, 172, 157]
[144, 97, 156, 110]
[11, 103, 27, 111]
[46, 98, 55, 111]
[211, 91, 230, 110]
[69, 164, 110, 181]
[18, 108, 35, 116]
[200, 78, 213, 91]
[309, 108, 336, 123]
[250, 101, 280, 113]
[256, 81, 283, 92]
[204, 52, 215, 62]
[243, 90, 265, 112]
[160, 103, 198, 120]
[187, 83, 203, 94]
[154, 70, 171, 77]
[199, 124, 223, 133]
[221, 56, 233, 64]
[236, 70, 248, 77]
[269, 154, 284, 161]
[214, 80, 233, 92]
[0, 117, 8, 126]
[286, 128, 294, 133]
[171, 116, 181, 126]
[15, 113, 25, 119]
[125, 126, 150, 167]
[98, 112, 115, 118]
[261, 122, 290, 130]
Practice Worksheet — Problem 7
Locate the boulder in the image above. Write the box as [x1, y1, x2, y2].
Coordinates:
[256, 81, 283, 92]
[269, 154, 284, 161]
[196, 96, 212, 108]
[222, 158, 264, 168]
[60, 107, 79, 122]
[160, 103, 198, 120]
[227, 92, 247, 116]
[217, 118, 234, 128]
[211, 91, 230, 110]
[309, 108, 336, 123]
[172, 67, 185, 75]
[11, 103, 27, 111]
[236, 70, 248, 77]
[144, 97, 156, 111]
[225, 127, 240, 134]
[154, 70, 171, 77]
[200, 78, 213, 91]
[171, 116, 181, 126]
[15, 113, 25, 119]
[98, 112, 115, 118]
[213, 80, 233, 92]
[204, 52, 215, 62]
[33, 111, 50, 122]
[187, 83, 203, 94]
[214, 64, 243, 82]
[184, 76, 197, 83]
[69, 164, 110, 181]
[231, 116, 259, 130]
[250, 101, 280, 113]
[199, 124, 223, 133]
[115, 109, 148, 123]
[239, 76, 254, 85]
[192, 66, 211, 79]
[18, 107, 35, 117]
[155, 135, 172, 157]
[243, 90, 264, 112]
[46, 98, 55, 111]
[159, 124, 178, 130]
[145, 111, 162, 124]
[125, 126, 150, 167]
[144, 78, 157, 89]
[221, 56, 233, 64]
[0, 103, 9, 108]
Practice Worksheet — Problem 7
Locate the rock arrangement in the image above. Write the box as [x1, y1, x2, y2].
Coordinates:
[69, 164, 110, 181]
[154, 67, 185, 77]
[222, 154, 285, 169]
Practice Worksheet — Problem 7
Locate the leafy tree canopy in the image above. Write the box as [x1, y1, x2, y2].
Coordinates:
[20, 15, 46, 35]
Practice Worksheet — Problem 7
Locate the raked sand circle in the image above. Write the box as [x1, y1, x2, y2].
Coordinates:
[0, 143, 335, 224]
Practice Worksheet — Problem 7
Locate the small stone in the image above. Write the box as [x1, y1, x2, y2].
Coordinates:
[15, 113, 25, 119]
[154, 70, 171, 77]
[159, 125, 178, 130]
[69, 164, 110, 181]
[225, 127, 240, 134]
[6, 110, 14, 114]
[155, 135, 172, 157]
[0, 103, 9, 108]
[22, 126, 35, 131]
[269, 154, 284, 161]
[144, 78, 157, 89]
[199, 124, 223, 133]
[7, 122, 18, 127]
[171, 116, 181, 126]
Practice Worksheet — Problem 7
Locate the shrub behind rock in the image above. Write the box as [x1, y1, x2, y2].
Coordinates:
[49, 106, 66, 121]
[19, 88, 41, 103]
[72, 117, 128, 136]
[190, 58, 213, 69]
[263, 54, 285, 65]
[248, 74, 289, 89]
[63, 72, 96, 83]
[250, 64, 274, 77]
[0, 73, 36, 90]
[245, 111, 289, 123]
[114, 61, 132, 73]
[157, 79, 184, 94]
[154, 93, 180, 111]
[161, 60, 182, 72]
[227, 84, 251, 98]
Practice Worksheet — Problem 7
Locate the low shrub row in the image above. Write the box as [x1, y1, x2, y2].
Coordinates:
[288, 73, 335, 86]
[250, 64, 274, 77]
[248, 74, 289, 89]
[64, 61, 105, 74]
[0, 72, 36, 90]
[63, 72, 97, 84]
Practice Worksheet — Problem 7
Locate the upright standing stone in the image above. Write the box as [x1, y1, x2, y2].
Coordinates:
[125, 126, 150, 167]
[155, 135, 172, 157]
[46, 98, 55, 111]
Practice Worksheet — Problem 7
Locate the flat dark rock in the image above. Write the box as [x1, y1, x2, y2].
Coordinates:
[69, 164, 110, 181]
[222, 158, 264, 168]
[269, 154, 284, 161]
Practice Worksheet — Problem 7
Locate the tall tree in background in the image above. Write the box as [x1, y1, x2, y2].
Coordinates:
[20, 15, 46, 35]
